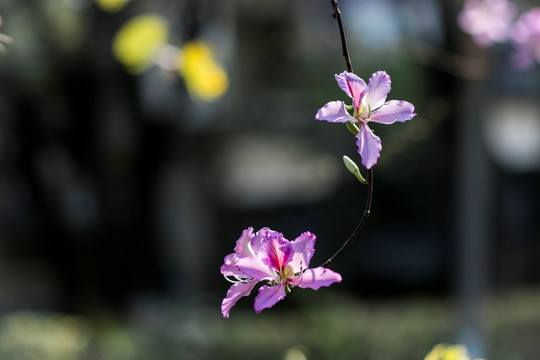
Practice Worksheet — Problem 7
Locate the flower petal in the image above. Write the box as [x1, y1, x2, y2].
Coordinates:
[254, 284, 286, 313]
[367, 71, 391, 110]
[220, 253, 244, 278]
[221, 280, 257, 318]
[356, 123, 382, 169]
[370, 100, 416, 124]
[251, 227, 276, 254]
[236, 256, 276, 282]
[290, 232, 316, 271]
[233, 227, 255, 258]
[259, 232, 293, 271]
[335, 71, 367, 100]
[315, 101, 356, 124]
[296, 267, 342, 290]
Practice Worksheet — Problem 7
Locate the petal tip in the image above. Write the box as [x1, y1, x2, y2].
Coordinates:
[297, 230, 316, 240]
[373, 70, 390, 79]
[355, 127, 382, 170]
[315, 101, 354, 123]
[335, 71, 350, 79]
[360, 149, 381, 169]
[315, 107, 324, 121]
[221, 300, 231, 318]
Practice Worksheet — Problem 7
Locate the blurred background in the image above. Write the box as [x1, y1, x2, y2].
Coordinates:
[0, 0, 539, 359]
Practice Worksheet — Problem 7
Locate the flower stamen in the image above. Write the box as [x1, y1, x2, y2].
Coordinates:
[223, 274, 254, 284]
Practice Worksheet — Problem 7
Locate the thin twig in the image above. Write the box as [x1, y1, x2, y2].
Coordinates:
[320, 0, 374, 268]
[320, 169, 373, 268]
[329, 0, 353, 73]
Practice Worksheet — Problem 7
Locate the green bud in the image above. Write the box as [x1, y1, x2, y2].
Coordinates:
[285, 283, 293, 295]
[342, 155, 368, 184]
[345, 122, 360, 136]
[343, 155, 359, 173]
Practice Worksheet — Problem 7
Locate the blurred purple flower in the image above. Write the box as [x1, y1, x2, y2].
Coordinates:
[511, 8, 540, 69]
[316, 71, 416, 169]
[458, 0, 516, 47]
[221, 227, 341, 318]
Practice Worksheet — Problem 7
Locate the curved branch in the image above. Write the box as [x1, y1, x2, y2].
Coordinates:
[320, 169, 373, 268]
[320, 0, 374, 268]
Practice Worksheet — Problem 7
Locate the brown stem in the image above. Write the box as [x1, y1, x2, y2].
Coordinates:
[320, 0, 374, 268]
[320, 169, 373, 268]
[330, 0, 353, 73]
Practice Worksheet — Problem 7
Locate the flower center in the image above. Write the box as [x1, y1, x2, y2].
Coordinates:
[354, 100, 371, 121]
[280, 264, 294, 282]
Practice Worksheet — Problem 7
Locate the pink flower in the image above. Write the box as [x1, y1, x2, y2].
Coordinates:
[457, 0, 517, 47]
[220, 227, 342, 318]
[510, 8, 540, 69]
[315, 71, 416, 169]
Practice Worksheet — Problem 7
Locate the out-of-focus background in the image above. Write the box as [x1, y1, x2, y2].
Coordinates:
[0, 0, 539, 359]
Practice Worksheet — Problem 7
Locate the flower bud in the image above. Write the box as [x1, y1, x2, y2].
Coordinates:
[343, 155, 367, 184]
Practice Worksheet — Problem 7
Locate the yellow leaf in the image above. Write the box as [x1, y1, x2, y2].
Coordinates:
[424, 344, 475, 360]
[95, 0, 130, 13]
[112, 14, 168, 73]
[178, 41, 228, 102]
[425, 344, 447, 360]
[442, 345, 470, 360]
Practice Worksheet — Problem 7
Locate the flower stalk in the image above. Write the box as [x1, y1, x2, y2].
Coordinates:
[320, 0, 375, 268]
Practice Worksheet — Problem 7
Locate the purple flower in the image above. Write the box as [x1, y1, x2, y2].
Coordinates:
[457, 0, 516, 47]
[315, 71, 416, 169]
[221, 227, 342, 318]
[510, 8, 540, 69]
